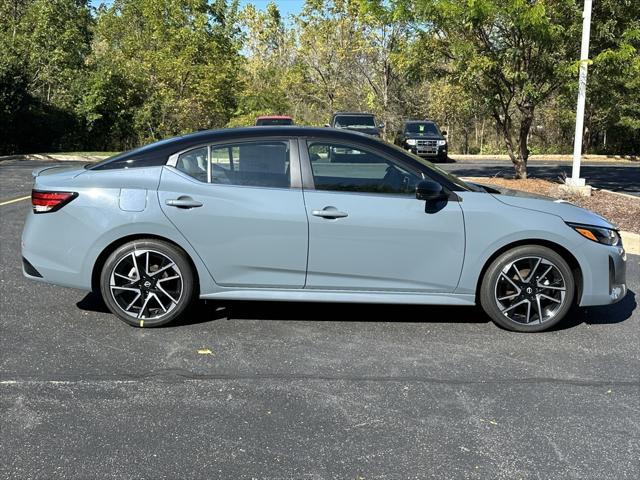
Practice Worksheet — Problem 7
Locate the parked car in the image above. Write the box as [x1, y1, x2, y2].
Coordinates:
[255, 115, 294, 126]
[22, 127, 626, 332]
[325, 112, 383, 137]
[396, 120, 448, 162]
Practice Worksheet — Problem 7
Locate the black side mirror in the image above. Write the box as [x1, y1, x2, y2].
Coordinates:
[416, 180, 448, 201]
[441, 130, 447, 136]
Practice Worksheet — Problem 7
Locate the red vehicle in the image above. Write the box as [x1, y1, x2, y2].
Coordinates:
[255, 115, 294, 126]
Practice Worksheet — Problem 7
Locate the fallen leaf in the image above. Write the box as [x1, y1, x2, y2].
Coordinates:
[197, 348, 213, 355]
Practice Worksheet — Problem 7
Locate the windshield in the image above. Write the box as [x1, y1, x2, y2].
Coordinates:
[384, 141, 477, 191]
[256, 118, 294, 126]
[405, 122, 439, 135]
[335, 115, 376, 128]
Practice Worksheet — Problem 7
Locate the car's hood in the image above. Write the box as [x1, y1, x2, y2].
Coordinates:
[485, 185, 616, 229]
[403, 134, 443, 140]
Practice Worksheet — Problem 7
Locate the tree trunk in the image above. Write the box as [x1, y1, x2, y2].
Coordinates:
[516, 105, 534, 180]
[493, 111, 524, 178]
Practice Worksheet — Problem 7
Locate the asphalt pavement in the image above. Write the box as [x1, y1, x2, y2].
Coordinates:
[1, 160, 639, 479]
[440, 161, 640, 196]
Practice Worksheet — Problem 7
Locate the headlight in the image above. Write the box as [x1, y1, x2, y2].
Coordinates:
[437, 140, 447, 146]
[406, 139, 417, 146]
[567, 223, 621, 246]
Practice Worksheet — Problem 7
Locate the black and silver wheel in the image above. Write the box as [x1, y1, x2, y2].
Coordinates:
[480, 245, 575, 332]
[100, 239, 196, 327]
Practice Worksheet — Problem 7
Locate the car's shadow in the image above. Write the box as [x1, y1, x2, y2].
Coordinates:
[75, 292, 489, 326]
[185, 302, 489, 327]
[555, 289, 637, 331]
[76, 289, 637, 329]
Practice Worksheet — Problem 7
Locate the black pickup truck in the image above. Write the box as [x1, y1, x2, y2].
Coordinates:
[395, 120, 448, 162]
[325, 112, 383, 137]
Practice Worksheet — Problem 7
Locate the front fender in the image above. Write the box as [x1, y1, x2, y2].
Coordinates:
[455, 192, 594, 299]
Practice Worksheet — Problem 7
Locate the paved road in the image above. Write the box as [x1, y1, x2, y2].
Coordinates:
[440, 161, 640, 196]
[1, 161, 639, 479]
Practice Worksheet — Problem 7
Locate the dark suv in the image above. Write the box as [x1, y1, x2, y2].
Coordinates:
[396, 120, 448, 162]
[326, 112, 383, 137]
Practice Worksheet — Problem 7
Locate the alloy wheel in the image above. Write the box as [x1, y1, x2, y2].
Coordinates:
[109, 249, 183, 320]
[494, 256, 567, 326]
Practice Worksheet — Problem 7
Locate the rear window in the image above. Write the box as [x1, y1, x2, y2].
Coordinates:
[89, 137, 178, 170]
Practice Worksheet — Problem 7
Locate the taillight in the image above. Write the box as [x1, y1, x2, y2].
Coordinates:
[31, 190, 78, 213]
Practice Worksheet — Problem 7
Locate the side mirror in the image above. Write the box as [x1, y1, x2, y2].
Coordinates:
[416, 180, 448, 201]
[324, 123, 331, 128]
[441, 130, 447, 136]
[378, 123, 385, 129]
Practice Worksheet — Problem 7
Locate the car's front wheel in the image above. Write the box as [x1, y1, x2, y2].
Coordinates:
[480, 245, 575, 332]
[100, 239, 196, 327]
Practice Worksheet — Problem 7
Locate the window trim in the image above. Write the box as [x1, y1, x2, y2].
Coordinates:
[166, 137, 302, 189]
[300, 138, 430, 197]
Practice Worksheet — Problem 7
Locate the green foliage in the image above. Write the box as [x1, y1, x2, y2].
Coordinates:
[0, 0, 637, 166]
[89, 0, 243, 145]
[404, 0, 583, 177]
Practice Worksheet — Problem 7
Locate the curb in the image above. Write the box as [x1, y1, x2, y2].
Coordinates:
[620, 231, 640, 256]
[0, 154, 110, 163]
[449, 154, 638, 164]
[596, 189, 640, 201]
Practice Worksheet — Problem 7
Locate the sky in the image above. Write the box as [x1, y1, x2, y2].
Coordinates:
[89, 1, 305, 17]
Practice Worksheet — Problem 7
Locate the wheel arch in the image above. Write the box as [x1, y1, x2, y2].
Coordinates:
[91, 234, 201, 296]
[475, 239, 583, 305]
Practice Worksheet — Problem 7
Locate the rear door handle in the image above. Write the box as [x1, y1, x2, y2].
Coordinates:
[165, 196, 203, 209]
[311, 207, 348, 219]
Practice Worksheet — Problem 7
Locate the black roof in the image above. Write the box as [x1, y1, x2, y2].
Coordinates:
[91, 126, 385, 170]
[404, 119, 436, 124]
[332, 112, 375, 116]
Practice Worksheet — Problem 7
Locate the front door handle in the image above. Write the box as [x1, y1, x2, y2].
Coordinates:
[311, 206, 348, 219]
[165, 196, 203, 209]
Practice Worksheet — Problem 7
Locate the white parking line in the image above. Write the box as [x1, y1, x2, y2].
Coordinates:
[0, 195, 30, 206]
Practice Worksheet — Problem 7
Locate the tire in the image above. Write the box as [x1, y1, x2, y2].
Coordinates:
[480, 245, 575, 332]
[100, 239, 197, 327]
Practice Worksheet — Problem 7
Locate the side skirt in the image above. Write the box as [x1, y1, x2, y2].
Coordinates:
[200, 289, 476, 306]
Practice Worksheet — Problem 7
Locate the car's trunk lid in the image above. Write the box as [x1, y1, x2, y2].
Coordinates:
[32, 164, 86, 178]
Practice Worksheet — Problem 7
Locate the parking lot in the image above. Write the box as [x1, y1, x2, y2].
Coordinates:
[1, 160, 639, 479]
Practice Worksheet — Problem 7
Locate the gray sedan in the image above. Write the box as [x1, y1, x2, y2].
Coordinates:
[21, 127, 627, 331]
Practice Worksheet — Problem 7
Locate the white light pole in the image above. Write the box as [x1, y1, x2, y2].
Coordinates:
[567, 0, 593, 187]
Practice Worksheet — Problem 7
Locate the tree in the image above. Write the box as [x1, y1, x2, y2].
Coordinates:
[580, 0, 640, 154]
[90, 0, 243, 145]
[405, 0, 582, 178]
[18, 0, 92, 106]
[230, 2, 297, 126]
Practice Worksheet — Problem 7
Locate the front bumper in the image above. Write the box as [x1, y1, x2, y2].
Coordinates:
[607, 246, 627, 303]
[579, 242, 627, 306]
[406, 144, 447, 160]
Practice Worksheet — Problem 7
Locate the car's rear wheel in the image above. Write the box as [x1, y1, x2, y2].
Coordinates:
[100, 239, 196, 327]
[480, 245, 575, 332]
